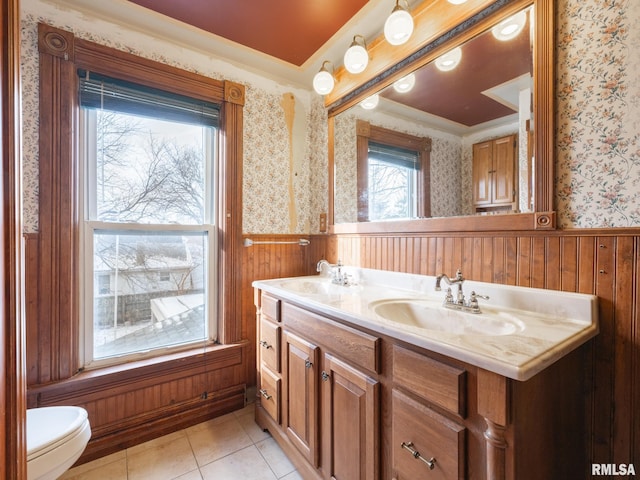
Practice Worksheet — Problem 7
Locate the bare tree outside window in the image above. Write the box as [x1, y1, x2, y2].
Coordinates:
[368, 158, 416, 221]
[87, 109, 215, 361]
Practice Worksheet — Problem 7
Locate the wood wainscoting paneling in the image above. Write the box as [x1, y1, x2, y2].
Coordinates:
[27, 343, 247, 464]
[329, 229, 640, 469]
[241, 234, 328, 385]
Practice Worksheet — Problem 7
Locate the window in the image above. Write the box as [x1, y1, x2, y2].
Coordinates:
[367, 142, 418, 221]
[79, 72, 219, 367]
[356, 120, 431, 222]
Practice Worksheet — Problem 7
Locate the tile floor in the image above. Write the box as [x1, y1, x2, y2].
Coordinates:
[60, 404, 301, 480]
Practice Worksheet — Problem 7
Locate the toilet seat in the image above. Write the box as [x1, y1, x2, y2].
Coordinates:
[26, 406, 91, 480]
[27, 406, 89, 461]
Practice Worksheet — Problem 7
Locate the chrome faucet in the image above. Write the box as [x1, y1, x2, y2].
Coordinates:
[316, 259, 333, 274]
[316, 259, 352, 286]
[435, 269, 466, 304]
[435, 269, 488, 313]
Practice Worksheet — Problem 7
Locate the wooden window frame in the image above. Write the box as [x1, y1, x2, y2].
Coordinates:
[355, 120, 431, 222]
[36, 23, 245, 381]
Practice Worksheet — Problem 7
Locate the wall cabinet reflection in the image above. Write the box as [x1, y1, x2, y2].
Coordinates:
[472, 134, 519, 213]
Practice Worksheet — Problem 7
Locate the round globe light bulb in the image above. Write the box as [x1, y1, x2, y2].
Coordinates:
[393, 73, 416, 93]
[435, 47, 462, 72]
[384, 8, 414, 46]
[492, 11, 527, 41]
[313, 69, 334, 95]
[359, 94, 379, 110]
[344, 43, 369, 74]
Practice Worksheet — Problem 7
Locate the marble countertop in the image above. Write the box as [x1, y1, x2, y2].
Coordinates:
[253, 267, 599, 381]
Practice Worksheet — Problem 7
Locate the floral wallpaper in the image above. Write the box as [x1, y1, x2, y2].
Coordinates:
[242, 87, 316, 234]
[556, 0, 640, 228]
[19, 0, 640, 233]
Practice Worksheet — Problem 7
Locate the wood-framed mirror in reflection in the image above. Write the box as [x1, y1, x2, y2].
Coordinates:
[327, 0, 554, 233]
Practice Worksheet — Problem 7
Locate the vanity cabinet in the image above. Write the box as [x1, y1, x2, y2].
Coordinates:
[256, 294, 380, 480]
[255, 289, 589, 480]
[472, 134, 517, 212]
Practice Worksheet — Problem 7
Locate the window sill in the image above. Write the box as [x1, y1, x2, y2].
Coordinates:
[27, 341, 248, 406]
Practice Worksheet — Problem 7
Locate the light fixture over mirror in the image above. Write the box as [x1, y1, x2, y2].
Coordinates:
[344, 35, 369, 74]
[384, 0, 414, 46]
[359, 94, 379, 110]
[434, 47, 462, 71]
[492, 10, 528, 41]
[393, 73, 416, 93]
[313, 61, 335, 95]
[327, 0, 555, 232]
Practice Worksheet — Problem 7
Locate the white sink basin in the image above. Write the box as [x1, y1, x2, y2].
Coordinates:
[370, 298, 525, 336]
[277, 278, 363, 296]
[278, 279, 335, 295]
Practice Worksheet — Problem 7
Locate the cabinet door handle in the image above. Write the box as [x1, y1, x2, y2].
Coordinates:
[259, 340, 272, 349]
[400, 442, 436, 470]
[259, 389, 272, 400]
[321, 371, 330, 381]
[305, 359, 313, 369]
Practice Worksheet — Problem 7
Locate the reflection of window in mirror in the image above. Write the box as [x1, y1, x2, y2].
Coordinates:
[356, 120, 431, 222]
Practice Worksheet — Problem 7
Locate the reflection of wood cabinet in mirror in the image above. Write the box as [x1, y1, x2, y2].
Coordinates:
[472, 134, 518, 213]
[327, 0, 555, 233]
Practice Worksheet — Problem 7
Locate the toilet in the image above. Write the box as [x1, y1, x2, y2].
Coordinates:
[26, 406, 91, 480]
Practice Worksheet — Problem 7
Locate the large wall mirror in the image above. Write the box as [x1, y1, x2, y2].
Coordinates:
[328, 0, 554, 233]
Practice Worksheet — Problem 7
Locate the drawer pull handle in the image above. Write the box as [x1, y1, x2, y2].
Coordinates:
[305, 359, 313, 369]
[401, 442, 436, 470]
[259, 340, 272, 349]
[321, 371, 330, 381]
[259, 389, 272, 400]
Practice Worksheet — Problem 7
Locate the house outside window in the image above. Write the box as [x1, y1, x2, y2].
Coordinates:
[79, 72, 219, 367]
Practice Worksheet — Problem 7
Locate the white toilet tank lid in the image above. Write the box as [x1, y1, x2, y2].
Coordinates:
[27, 406, 89, 457]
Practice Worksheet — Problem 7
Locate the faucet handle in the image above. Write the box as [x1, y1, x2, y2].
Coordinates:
[444, 287, 454, 304]
[468, 291, 489, 311]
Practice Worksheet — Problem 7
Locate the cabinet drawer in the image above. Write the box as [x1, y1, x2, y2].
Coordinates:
[393, 345, 466, 416]
[283, 303, 380, 373]
[259, 317, 281, 372]
[392, 389, 465, 480]
[261, 293, 280, 322]
[259, 365, 281, 424]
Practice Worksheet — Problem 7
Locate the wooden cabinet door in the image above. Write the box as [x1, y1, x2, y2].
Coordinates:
[492, 135, 516, 205]
[472, 140, 492, 206]
[322, 353, 379, 480]
[283, 330, 319, 467]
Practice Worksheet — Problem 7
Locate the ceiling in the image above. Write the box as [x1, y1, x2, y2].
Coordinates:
[126, 0, 371, 67]
[46, 0, 532, 131]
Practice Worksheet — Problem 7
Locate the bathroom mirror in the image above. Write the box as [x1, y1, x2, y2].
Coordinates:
[328, 0, 554, 232]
